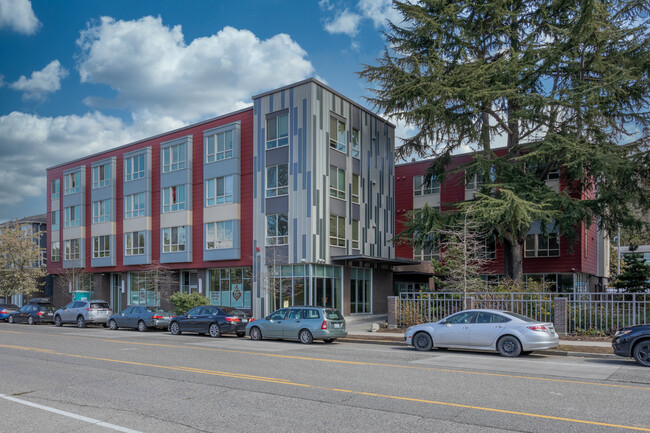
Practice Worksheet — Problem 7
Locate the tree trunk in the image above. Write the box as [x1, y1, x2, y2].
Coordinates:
[503, 237, 524, 283]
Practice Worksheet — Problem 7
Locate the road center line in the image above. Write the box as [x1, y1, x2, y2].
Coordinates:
[0, 393, 143, 433]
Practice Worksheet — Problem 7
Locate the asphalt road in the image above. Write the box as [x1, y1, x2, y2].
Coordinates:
[0, 323, 648, 433]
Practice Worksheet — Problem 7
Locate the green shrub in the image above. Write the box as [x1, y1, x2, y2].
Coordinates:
[170, 292, 210, 315]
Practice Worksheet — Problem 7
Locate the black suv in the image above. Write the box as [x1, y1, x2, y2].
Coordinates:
[612, 324, 650, 367]
[7, 298, 56, 325]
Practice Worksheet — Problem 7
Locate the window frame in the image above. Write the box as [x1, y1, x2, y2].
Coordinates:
[266, 214, 288, 246]
[329, 117, 346, 153]
[125, 231, 146, 256]
[352, 174, 360, 203]
[352, 219, 360, 249]
[124, 153, 145, 182]
[414, 174, 440, 196]
[525, 233, 560, 258]
[205, 130, 234, 163]
[162, 185, 186, 213]
[92, 200, 111, 223]
[64, 172, 81, 195]
[64, 239, 80, 260]
[124, 192, 146, 219]
[351, 128, 360, 159]
[329, 166, 346, 200]
[92, 164, 111, 189]
[205, 175, 233, 206]
[92, 235, 110, 258]
[162, 143, 187, 173]
[51, 210, 59, 231]
[51, 179, 60, 200]
[206, 220, 234, 250]
[64, 205, 81, 228]
[162, 226, 187, 253]
[329, 215, 346, 247]
[266, 113, 289, 150]
[51, 241, 60, 262]
[266, 164, 289, 198]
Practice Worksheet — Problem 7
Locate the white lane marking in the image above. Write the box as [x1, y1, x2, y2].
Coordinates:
[0, 394, 143, 433]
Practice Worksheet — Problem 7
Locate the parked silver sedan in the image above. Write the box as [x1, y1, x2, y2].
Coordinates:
[404, 309, 559, 357]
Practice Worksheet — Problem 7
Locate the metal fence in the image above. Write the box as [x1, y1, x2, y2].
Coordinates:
[398, 291, 649, 334]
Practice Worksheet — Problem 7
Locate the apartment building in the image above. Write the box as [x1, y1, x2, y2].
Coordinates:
[46, 79, 405, 316]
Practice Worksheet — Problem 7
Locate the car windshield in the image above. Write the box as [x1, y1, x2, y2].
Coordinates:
[221, 307, 246, 315]
[90, 302, 111, 309]
[145, 307, 167, 313]
[41, 305, 56, 311]
[324, 309, 343, 320]
[502, 312, 538, 323]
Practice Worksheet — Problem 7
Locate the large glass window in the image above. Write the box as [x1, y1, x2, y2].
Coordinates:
[266, 214, 288, 246]
[162, 143, 186, 172]
[162, 185, 185, 213]
[329, 166, 346, 199]
[92, 200, 110, 223]
[352, 219, 360, 249]
[266, 164, 288, 197]
[206, 176, 233, 206]
[64, 172, 81, 195]
[206, 221, 233, 249]
[414, 174, 440, 196]
[162, 226, 186, 252]
[125, 231, 145, 256]
[266, 113, 288, 149]
[525, 233, 560, 257]
[352, 174, 359, 203]
[128, 272, 160, 306]
[51, 241, 60, 262]
[207, 268, 252, 308]
[267, 265, 307, 310]
[51, 179, 60, 200]
[205, 130, 233, 162]
[125, 154, 145, 181]
[64, 205, 81, 228]
[350, 267, 371, 314]
[329, 117, 346, 152]
[125, 193, 146, 218]
[351, 128, 360, 158]
[92, 164, 111, 188]
[329, 215, 345, 247]
[64, 239, 80, 260]
[51, 210, 59, 231]
[92, 235, 110, 258]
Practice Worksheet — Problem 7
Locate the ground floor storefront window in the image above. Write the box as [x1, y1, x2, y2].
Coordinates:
[268, 264, 342, 312]
[128, 272, 160, 306]
[207, 268, 252, 309]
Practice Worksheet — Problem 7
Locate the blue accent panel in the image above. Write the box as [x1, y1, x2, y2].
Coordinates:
[123, 231, 152, 265]
[160, 169, 191, 188]
[160, 226, 192, 264]
[302, 100, 307, 190]
[123, 178, 148, 195]
[293, 162, 298, 192]
[292, 218, 298, 263]
[204, 158, 241, 178]
[91, 186, 113, 202]
[306, 171, 311, 218]
[203, 220, 241, 261]
[253, 156, 258, 200]
[63, 193, 83, 208]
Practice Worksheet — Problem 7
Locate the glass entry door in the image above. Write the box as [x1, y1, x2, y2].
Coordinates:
[313, 276, 340, 310]
[110, 274, 121, 312]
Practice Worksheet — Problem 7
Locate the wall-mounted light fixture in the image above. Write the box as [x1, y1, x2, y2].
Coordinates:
[121, 280, 125, 294]
[198, 278, 203, 294]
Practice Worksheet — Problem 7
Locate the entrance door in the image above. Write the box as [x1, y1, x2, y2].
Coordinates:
[314, 278, 340, 309]
[181, 271, 198, 294]
[110, 274, 122, 313]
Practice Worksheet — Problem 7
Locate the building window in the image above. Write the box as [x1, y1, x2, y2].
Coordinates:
[207, 268, 252, 308]
[481, 235, 497, 260]
[329, 215, 345, 247]
[51, 241, 60, 262]
[206, 176, 233, 206]
[413, 234, 440, 261]
[128, 272, 160, 306]
[162, 143, 186, 173]
[266, 113, 288, 149]
[125, 154, 145, 181]
[125, 231, 145, 256]
[352, 174, 359, 204]
[162, 185, 186, 213]
[125, 193, 146, 218]
[266, 164, 288, 197]
[64, 205, 81, 228]
[206, 221, 234, 249]
[64, 239, 80, 260]
[525, 233, 560, 257]
[350, 267, 371, 313]
[329, 117, 346, 153]
[92, 164, 111, 188]
[64, 172, 81, 195]
[466, 172, 482, 190]
[351, 128, 360, 158]
[266, 214, 288, 246]
[206, 130, 233, 162]
[51, 210, 59, 231]
[329, 166, 346, 200]
[162, 226, 186, 252]
[352, 219, 360, 249]
[414, 174, 440, 196]
[92, 200, 111, 223]
[547, 166, 560, 180]
[51, 179, 60, 200]
[92, 235, 110, 258]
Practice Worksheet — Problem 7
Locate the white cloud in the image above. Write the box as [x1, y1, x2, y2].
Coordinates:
[357, 0, 400, 29]
[9, 60, 68, 100]
[324, 9, 362, 37]
[76, 16, 315, 122]
[0, 0, 40, 35]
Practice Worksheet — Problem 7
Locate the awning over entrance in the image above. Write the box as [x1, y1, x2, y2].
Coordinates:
[331, 255, 421, 269]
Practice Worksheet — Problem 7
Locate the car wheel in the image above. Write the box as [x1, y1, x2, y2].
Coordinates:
[299, 329, 313, 344]
[497, 335, 522, 357]
[413, 332, 433, 351]
[54, 315, 62, 327]
[7, 315, 14, 324]
[236, 332, 245, 338]
[632, 339, 650, 367]
[138, 320, 148, 332]
[209, 323, 222, 338]
[249, 326, 262, 341]
[170, 321, 181, 335]
[323, 338, 336, 344]
[28, 316, 34, 325]
[109, 319, 118, 330]
[77, 316, 86, 328]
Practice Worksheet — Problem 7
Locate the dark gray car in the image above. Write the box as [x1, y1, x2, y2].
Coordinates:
[107, 306, 174, 332]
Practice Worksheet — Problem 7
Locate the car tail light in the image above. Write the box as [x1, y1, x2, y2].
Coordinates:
[37, 311, 45, 316]
[528, 325, 547, 331]
[225, 316, 241, 322]
[249, 317, 254, 322]
[85, 308, 93, 311]
[321, 320, 327, 330]
[0, 309, 6, 314]
[152, 315, 163, 319]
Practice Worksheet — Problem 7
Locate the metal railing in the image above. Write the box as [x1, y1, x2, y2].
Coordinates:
[567, 293, 650, 333]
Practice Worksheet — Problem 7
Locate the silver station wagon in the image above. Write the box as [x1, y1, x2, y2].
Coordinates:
[245, 306, 347, 344]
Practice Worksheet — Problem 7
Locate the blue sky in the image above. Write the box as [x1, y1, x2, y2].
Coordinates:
[0, 0, 412, 222]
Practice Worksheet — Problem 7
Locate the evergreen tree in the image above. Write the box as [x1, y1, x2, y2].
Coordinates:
[612, 252, 650, 293]
[360, 0, 650, 281]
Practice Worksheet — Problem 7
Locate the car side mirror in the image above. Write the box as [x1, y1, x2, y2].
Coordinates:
[441, 320, 450, 326]
[265, 316, 271, 320]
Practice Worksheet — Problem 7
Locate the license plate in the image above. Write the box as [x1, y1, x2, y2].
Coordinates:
[333, 323, 341, 328]
[242, 319, 248, 323]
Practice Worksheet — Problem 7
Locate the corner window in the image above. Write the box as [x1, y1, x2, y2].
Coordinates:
[51, 179, 60, 200]
[162, 143, 186, 173]
[162, 185, 186, 213]
[64, 239, 80, 260]
[329, 117, 346, 153]
[413, 234, 440, 261]
[64, 172, 81, 195]
[525, 233, 560, 257]
[51, 210, 59, 231]
[352, 219, 360, 249]
[414, 175, 440, 196]
[266, 214, 288, 246]
[51, 241, 60, 262]
[125, 154, 145, 181]
[266, 113, 288, 149]
[206, 130, 233, 162]
[206, 221, 234, 249]
[162, 226, 186, 252]
[266, 164, 289, 197]
[92, 164, 111, 188]
[351, 128, 360, 159]
[125, 231, 145, 256]
[92, 200, 111, 223]
[92, 235, 110, 258]
[329, 215, 345, 247]
[329, 166, 346, 200]
[352, 174, 359, 204]
[206, 176, 233, 206]
[125, 193, 146, 219]
[64, 205, 82, 228]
